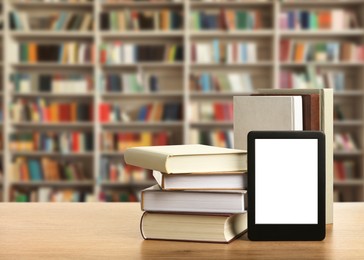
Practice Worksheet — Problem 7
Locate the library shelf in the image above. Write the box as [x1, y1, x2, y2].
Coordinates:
[10, 32, 94, 39]
[0, 0, 362, 203]
[101, 31, 184, 38]
[11, 92, 95, 98]
[101, 122, 184, 128]
[334, 120, 363, 127]
[10, 181, 95, 187]
[10, 152, 94, 157]
[101, 92, 184, 98]
[334, 180, 364, 186]
[100, 181, 156, 187]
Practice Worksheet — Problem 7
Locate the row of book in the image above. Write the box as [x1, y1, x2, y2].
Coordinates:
[100, 42, 183, 64]
[19, 43, 95, 63]
[280, 40, 364, 62]
[190, 72, 253, 93]
[10, 11, 93, 31]
[191, 41, 257, 63]
[99, 102, 182, 122]
[11, 157, 88, 182]
[99, 190, 138, 202]
[100, 10, 182, 31]
[334, 132, 358, 152]
[99, 158, 150, 183]
[125, 145, 247, 243]
[279, 9, 359, 30]
[10, 132, 93, 153]
[102, 73, 142, 93]
[190, 10, 265, 30]
[279, 68, 345, 90]
[101, 131, 169, 152]
[190, 129, 233, 148]
[189, 102, 233, 122]
[12, 188, 93, 202]
[11, 73, 93, 94]
[334, 160, 355, 181]
[11, 99, 93, 123]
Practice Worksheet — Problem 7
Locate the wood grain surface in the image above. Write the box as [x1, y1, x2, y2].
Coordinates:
[0, 203, 363, 260]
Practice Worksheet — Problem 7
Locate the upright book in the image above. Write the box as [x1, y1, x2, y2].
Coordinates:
[141, 185, 247, 213]
[125, 144, 247, 174]
[153, 170, 247, 190]
[234, 96, 303, 149]
[140, 212, 247, 243]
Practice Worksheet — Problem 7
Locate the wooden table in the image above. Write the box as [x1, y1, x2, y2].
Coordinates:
[0, 203, 363, 259]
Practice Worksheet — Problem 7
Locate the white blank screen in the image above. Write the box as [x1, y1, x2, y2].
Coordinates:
[255, 139, 318, 224]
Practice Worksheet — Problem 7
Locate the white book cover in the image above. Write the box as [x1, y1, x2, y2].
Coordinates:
[196, 43, 211, 63]
[234, 96, 303, 150]
[123, 44, 134, 64]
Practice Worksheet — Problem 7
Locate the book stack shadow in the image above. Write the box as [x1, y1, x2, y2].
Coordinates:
[125, 144, 248, 243]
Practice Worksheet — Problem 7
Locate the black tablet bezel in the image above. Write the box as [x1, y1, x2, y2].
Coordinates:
[247, 131, 326, 241]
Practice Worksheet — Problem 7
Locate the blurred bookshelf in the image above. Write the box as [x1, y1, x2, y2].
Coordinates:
[0, 0, 362, 202]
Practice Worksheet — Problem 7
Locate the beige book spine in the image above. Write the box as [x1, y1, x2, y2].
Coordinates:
[124, 148, 169, 173]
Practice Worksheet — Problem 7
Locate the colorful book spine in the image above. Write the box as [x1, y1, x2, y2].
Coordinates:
[18, 42, 95, 64]
[11, 99, 93, 123]
[99, 102, 181, 122]
[280, 9, 359, 30]
[100, 42, 183, 64]
[101, 131, 169, 152]
[11, 157, 89, 182]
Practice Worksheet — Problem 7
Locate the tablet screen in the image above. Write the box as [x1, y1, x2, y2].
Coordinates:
[255, 139, 318, 224]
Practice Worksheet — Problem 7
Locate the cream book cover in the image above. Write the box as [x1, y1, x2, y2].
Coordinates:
[234, 96, 303, 150]
[125, 144, 247, 174]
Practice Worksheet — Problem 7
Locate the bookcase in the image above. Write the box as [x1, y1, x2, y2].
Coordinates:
[0, 0, 363, 202]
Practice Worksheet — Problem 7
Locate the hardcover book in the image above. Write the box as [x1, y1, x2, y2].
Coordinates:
[141, 212, 247, 243]
[153, 170, 247, 190]
[125, 144, 247, 174]
[141, 185, 247, 214]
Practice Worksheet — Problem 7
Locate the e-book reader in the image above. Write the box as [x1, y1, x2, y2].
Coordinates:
[247, 131, 325, 241]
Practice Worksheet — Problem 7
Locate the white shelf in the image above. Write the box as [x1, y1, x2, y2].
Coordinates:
[10, 181, 95, 187]
[12, 63, 94, 69]
[101, 122, 184, 128]
[101, 151, 125, 156]
[334, 91, 364, 97]
[100, 181, 156, 187]
[102, 62, 184, 69]
[334, 120, 363, 127]
[102, 2, 183, 8]
[190, 1, 272, 7]
[281, 0, 364, 6]
[334, 180, 364, 186]
[10, 151, 94, 157]
[12, 92, 94, 98]
[191, 62, 273, 68]
[190, 122, 234, 127]
[281, 62, 364, 67]
[101, 92, 183, 98]
[101, 31, 184, 38]
[12, 122, 94, 128]
[190, 92, 251, 98]
[190, 30, 274, 37]
[12, 2, 94, 8]
[334, 150, 363, 156]
[280, 30, 364, 37]
[10, 31, 94, 38]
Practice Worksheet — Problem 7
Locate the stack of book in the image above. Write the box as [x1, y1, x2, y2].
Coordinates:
[125, 144, 248, 243]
